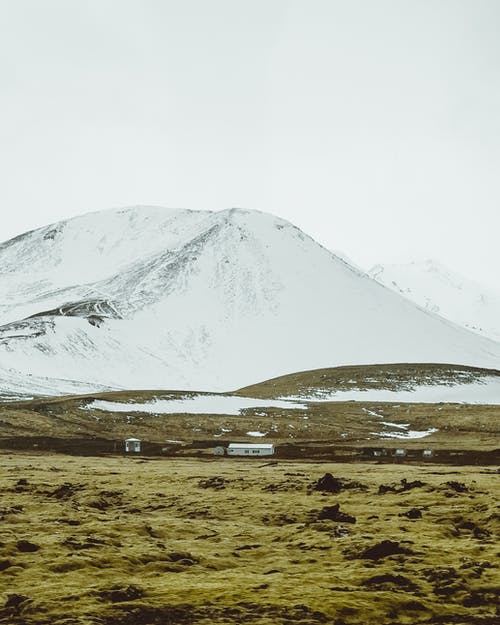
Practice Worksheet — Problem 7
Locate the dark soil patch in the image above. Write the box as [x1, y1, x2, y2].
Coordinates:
[378, 478, 427, 495]
[399, 508, 423, 519]
[462, 587, 500, 607]
[445, 481, 468, 493]
[310, 473, 366, 494]
[455, 520, 491, 539]
[422, 567, 465, 596]
[361, 573, 418, 591]
[0, 505, 24, 520]
[14, 478, 29, 492]
[354, 540, 415, 561]
[4, 594, 29, 612]
[317, 504, 356, 524]
[261, 513, 298, 526]
[0, 559, 14, 571]
[399, 478, 426, 490]
[262, 479, 304, 493]
[101, 601, 330, 625]
[63, 536, 108, 550]
[198, 476, 226, 490]
[165, 551, 199, 565]
[16, 540, 40, 553]
[98, 585, 144, 603]
[234, 544, 261, 551]
[49, 482, 84, 500]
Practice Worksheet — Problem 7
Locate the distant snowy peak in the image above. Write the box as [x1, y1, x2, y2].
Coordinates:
[369, 260, 500, 341]
[371, 259, 468, 292]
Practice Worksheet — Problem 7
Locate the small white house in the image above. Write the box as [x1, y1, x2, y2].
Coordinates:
[226, 443, 274, 457]
[393, 449, 407, 457]
[125, 438, 141, 453]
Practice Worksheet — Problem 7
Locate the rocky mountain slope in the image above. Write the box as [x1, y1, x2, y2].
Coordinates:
[370, 260, 500, 341]
[1, 206, 500, 399]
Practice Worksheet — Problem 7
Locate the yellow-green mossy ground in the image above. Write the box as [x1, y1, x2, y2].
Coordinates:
[0, 454, 498, 624]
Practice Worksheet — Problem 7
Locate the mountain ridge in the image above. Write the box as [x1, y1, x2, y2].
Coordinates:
[1, 206, 499, 399]
[370, 259, 500, 341]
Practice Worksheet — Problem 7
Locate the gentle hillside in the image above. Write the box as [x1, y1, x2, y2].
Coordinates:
[1, 364, 499, 452]
[236, 363, 500, 402]
[1, 207, 500, 398]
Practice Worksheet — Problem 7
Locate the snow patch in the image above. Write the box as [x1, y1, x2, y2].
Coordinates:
[287, 378, 500, 405]
[85, 395, 307, 416]
[377, 427, 438, 440]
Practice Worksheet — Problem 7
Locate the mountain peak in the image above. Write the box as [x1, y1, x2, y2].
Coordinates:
[1, 208, 499, 398]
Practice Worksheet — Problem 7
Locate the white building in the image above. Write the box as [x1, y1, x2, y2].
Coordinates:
[125, 438, 141, 453]
[226, 443, 274, 456]
[393, 449, 407, 457]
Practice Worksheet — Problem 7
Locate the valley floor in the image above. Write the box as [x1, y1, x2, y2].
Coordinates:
[0, 454, 498, 625]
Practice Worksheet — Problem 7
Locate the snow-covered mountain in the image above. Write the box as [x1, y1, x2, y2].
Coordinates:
[1, 206, 499, 398]
[370, 260, 500, 342]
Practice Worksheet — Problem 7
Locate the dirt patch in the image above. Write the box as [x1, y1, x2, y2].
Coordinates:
[378, 478, 427, 494]
[350, 540, 416, 561]
[62, 536, 108, 550]
[101, 601, 330, 625]
[98, 585, 144, 603]
[16, 540, 40, 553]
[316, 504, 356, 524]
[361, 573, 418, 591]
[399, 508, 423, 519]
[445, 481, 469, 493]
[198, 476, 226, 490]
[49, 482, 84, 499]
[310, 473, 366, 494]
[2, 594, 31, 618]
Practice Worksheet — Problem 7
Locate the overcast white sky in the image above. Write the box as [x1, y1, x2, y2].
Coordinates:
[1, 0, 499, 288]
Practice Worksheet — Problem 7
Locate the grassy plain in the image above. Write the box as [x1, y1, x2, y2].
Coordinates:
[0, 453, 498, 624]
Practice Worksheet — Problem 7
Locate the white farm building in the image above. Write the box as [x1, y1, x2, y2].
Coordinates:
[124, 438, 141, 453]
[226, 443, 274, 456]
